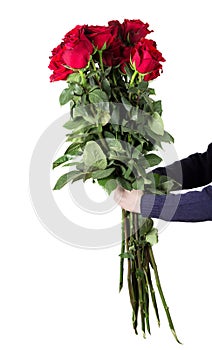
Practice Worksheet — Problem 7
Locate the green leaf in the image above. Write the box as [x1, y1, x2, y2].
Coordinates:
[104, 67, 112, 76]
[53, 170, 82, 190]
[59, 88, 74, 106]
[72, 83, 83, 95]
[104, 131, 115, 139]
[106, 138, 124, 153]
[96, 109, 110, 126]
[124, 165, 133, 179]
[148, 112, 164, 136]
[121, 96, 132, 112]
[83, 141, 107, 171]
[92, 167, 115, 179]
[69, 100, 75, 110]
[161, 131, 174, 143]
[66, 72, 81, 84]
[72, 105, 98, 124]
[130, 106, 139, 121]
[159, 180, 176, 193]
[62, 161, 81, 167]
[102, 78, 111, 97]
[145, 228, 158, 246]
[148, 88, 156, 95]
[139, 218, 154, 236]
[117, 177, 132, 191]
[124, 64, 134, 79]
[132, 177, 144, 190]
[89, 89, 108, 104]
[63, 117, 89, 131]
[119, 252, 134, 260]
[138, 80, 149, 91]
[132, 144, 144, 159]
[53, 155, 72, 169]
[111, 104, 123, 125]
[97, 177, 117, 195]
[73, 172, 92, 183]
[89, 85, 101, 92]
[72, 105, 88, 118]
[144, 154, 162, 167]
[153, 100, 162, 115]
[64, 143, 82, 156]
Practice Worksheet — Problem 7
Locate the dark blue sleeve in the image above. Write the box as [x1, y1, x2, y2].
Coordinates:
[140, 185, 212, 222]
[153, 143, 212, 189]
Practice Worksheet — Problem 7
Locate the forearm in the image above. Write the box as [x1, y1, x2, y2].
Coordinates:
[141, 185, 212, 222]
[153, 143, 212, 190]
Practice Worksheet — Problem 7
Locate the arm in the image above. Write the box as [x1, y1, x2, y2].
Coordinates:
[141, 185, 212, 222]
[113, 143, 212, 222]
[154, 143, 212, 189]
[113, 185, 212, 222]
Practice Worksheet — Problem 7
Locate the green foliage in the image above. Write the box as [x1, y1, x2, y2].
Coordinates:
[89, 89, 108, 103]
[97, 177, 117, 195]
[53, 170, 84, 190]
[145, 228, 158, 245]
[119, 252, 134, 259]
[144, 154, 162, 167]
[91, 167, 115, 179]
[53, 60, 175, 195]
[53, 155, 72, 169]
[148, 112, 164, 136]
[83, 141, 107, 171]
[59, 88, 74, 106]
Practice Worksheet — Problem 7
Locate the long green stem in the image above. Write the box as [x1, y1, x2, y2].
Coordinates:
[119, 209, 125, 292]
[130, 70, 138, 86]
[133, 213, 146, 338]
[113, 70, 117, 86]
[91, 58, 97, 71]
[148, 245, 182, 344]
[97, 132, 108, 154]
[79, 69, 86, 86]
[146, 265, 160, 326]
[123, 210, 137, 319]
[142, 270, 151, 335]
[98, 50, 104, 72]
[131, 258, 139, 334]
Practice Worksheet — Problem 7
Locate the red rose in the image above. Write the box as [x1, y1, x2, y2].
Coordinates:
[102, 39, 131, 67]
[108, 19, 152, 45]
[131, 38, 165, 81]
[49, 25, 94, 82]
[63, 25, 86, 41]
[62, 25, 94, 69]
[108, 20, 122, 36]
[121, 19, 152, 45]
[48, 43, 73, 82]
[85, 25, 118, 50]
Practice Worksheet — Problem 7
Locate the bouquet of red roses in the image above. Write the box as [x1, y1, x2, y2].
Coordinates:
[49, 19, 181, 343]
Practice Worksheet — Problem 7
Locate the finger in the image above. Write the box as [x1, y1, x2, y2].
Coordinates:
[114, 186, 124, 203]
[116, 185, 124, 192]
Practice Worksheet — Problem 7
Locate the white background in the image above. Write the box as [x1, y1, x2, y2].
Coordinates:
[1, 0, 212, 349]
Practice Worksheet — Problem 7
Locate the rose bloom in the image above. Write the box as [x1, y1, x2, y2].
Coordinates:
[102, 38, 131, 68]
[108, 19, 152, 45]
[48, 43, 73, 82]
[85, 25, 119, 50]
[121, 19, 152, 45]
[62, 25, 93, 70]
[131, 38, 165, 81]
[49, 25, 94, 82]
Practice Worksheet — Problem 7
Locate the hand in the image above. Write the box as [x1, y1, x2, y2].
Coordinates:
[113, 185, 144, 213]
